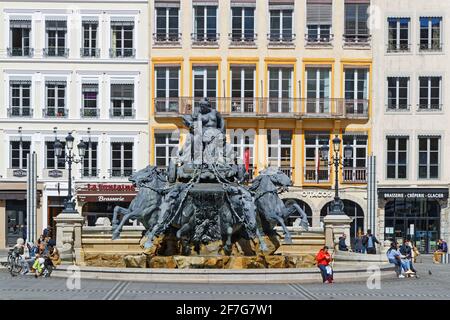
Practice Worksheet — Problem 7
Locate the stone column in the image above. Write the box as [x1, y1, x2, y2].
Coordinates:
[0, 200, 6, 249]
[54, 211, 84, 264]
[323, 214, 352, 251]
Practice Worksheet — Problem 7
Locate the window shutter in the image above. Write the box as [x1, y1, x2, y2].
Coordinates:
[45, 20, 67, 31]
[230, 0, 256, 7]
[307, 1, 332, 25]
[269, 0, 295, 10]
[345, 0, 370, 3]
[111, 17, 135, 27]
[10, 19, 32, 29]
[111, 84, 134, 99]
[155, 0, 180, 8]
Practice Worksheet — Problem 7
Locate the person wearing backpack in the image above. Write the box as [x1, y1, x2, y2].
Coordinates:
[316, 246, 333, 284]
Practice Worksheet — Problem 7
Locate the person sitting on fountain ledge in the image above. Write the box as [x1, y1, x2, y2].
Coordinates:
[338, 234, 349, 251]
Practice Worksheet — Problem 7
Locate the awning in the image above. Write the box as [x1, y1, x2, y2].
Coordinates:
[10, 19, 32, 29]
[155, 0, 180, 8]
[269, 0, 295, 10]
[230, 0, 256, 7]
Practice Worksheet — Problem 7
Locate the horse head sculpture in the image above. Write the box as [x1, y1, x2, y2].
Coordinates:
[129, 165, 167, 188]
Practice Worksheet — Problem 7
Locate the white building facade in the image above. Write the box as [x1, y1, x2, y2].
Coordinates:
[0, 0, 149, 248]
[372, 0, 449, 253]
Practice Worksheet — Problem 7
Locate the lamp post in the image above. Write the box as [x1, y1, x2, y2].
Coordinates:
[54, 132, 87, 213]
[319, 135, 353, 215]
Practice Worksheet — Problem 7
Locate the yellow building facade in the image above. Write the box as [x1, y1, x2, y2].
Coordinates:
[149, 0, 372, 234]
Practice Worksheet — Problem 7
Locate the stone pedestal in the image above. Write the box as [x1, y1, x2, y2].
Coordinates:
[54, 211, 84, 264]
[323, 214, 352, 251]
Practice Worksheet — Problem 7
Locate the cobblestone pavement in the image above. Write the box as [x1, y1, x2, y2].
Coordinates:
[0, 256, 448, 300]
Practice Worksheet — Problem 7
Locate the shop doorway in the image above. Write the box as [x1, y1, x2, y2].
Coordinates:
[47, 197, 66, 239]
[6, 200, 27, 247]
[384, 199, 440, 253]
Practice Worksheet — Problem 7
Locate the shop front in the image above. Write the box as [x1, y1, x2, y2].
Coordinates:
[378, 188, 448, 253]
[76, 183, 137, 226]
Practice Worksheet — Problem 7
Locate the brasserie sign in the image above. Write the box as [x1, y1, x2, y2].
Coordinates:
[378, 188, 448, 200]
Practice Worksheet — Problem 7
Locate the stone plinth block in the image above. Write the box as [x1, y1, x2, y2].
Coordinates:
[124, 254, 147, 268]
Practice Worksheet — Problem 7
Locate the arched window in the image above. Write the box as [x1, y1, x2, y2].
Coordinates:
[282, 199, 313, 227]
[320, 200, 364, 241]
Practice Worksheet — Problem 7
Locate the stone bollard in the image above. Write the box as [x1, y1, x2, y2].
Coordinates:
[54, 212, 84, 264]
[323, 214, 352, 252]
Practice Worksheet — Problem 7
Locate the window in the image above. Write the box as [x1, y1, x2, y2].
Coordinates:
[419, 76, 441, 110]
[386, 137, 408, 179]
[387, 77, 409, 110]
[269, 10, 293, 42]
[420, 17, 442, 51]
[268, 67, 293, 113]
[45, 81, 67, 117]
[111, 19, 135, 57]
[231, 7, 255, 42]
[9, 80, 31, 117]
[344, 68, 369, 114]
[388, 18, 410, 52]
[267, 130, 292, 170]
[9, 20, 32, 57]
[193, 6, 218, 42]
[306, 1, 332, 43]
[111, 142, 133, 177]
[418, 137, 440, 179]
[193, 66, 217, 108]
[344, 2, 370, 43]
[11, 140, 31, 169]
[46, 141, 66, 169]
[304, 133, 329, 182]
[231, 66, 255, 113]
[306, 67, 331, 114]
[155, 7, 180, 42]
[155, 67, 180, 112]
[230, 129, 255, 167]
[342, 135, 367, 182]
[82, 83, 99, 117]
[81, 20, 99, 57]
[45, 20, 68, 57]
[82, 141, 98, 177]
[154, 133, 179, 168]
[111, 83, 134, 118]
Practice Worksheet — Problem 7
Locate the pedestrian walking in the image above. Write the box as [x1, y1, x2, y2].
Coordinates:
[315, 246, 333, 284]
[363, 229, 380, 254]
[354, 230, 364, 253]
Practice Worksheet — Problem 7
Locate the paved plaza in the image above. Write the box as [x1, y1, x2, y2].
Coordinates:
[0, 256, 449, 300]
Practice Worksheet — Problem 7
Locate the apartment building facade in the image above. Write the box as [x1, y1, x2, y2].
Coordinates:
[372, 0, 449, 253]
[0, 0, 149, 248]
[149, 0, 372, 241]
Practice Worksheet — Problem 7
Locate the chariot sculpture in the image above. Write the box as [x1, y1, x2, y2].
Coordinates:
[111, 98, 309, 256]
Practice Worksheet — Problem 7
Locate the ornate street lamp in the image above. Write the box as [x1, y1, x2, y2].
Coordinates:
[319, 135, 352, 215]
[56, 132, 87, 213]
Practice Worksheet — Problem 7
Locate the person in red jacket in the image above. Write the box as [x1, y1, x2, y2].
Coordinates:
[316, 246, 333, 283]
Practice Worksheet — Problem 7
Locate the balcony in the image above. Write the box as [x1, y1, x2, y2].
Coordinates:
[7, 168, 27, 178]
[110, 107, 135, 119]
[280, 167, 293, 179]
[43, 168, 68, 179]
[7, 107, 33, 118]
[109, 168, 134, 178]
[7, 47, 34, 57]
[417, 104, 443, 112]
[387, 43, 411, 53]
[153, 33, 182, 45]
[43, 107, 68, 118]
[305, 34, 334, 47]
[81, 108, 100, 118]
[154, 97, 369, 120]
[43, 47, 69, 57]
[343, 167, 367, 183]
[191, 33, 220, 46]
[80, 48, 100, 58]
[109, 48, 136, 58]
[229, 33, 257, 46]
[267, 33, 296, 46]
[80, 168, 100, 179]
[343, 34, 371, 47]
[304, 166, 330, 183]
[418, 43, 443, 53]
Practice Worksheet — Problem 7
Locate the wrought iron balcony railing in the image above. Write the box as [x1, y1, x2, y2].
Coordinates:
[109, 48, 136, 58]
[43, 107, 68, 118]
[80, 47, 100, 57]
[43, 47, 69, 57]
[342, 167, 367, 183]
[109, 168, 135, 178]
[7, 47, 34, 57]
[80, 168, 100, 178]
[7, 107, 33, 118]
[153, 33, 182, 44]
[153, 97, 369, 119]
[387, 42, 411, 53]
[191, 33, 220, 45]
[418, 43, 443, 52]
[81, 108, 100, 118]
[229, 33, 257, 45]
[267, 33, 296, 45]
[304, 166, 330, 183]
[343, 34, 371, 46]
[109, 107, 136, 119]
[305, 34, 334, 45]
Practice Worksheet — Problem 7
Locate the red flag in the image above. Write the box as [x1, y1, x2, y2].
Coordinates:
[244, 148, 250, 173]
